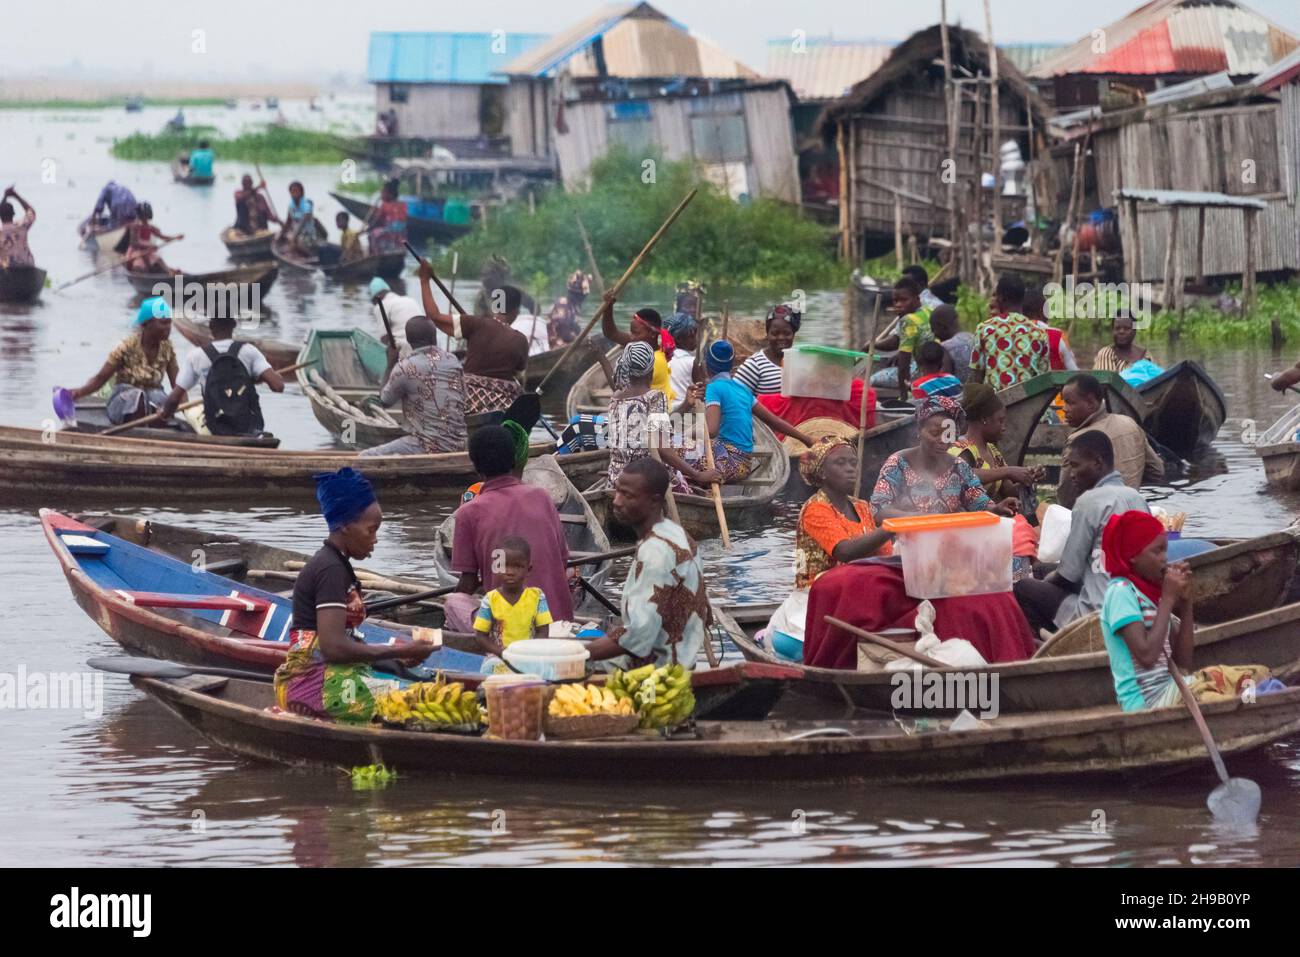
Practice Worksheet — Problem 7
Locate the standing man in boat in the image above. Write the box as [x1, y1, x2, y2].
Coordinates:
[156, 313, 285, 435]
[88, 180, 138, 231]
[233, 174, 278, 235]
[359, 316, 467, 457]
[0, 186, 36, 268]
[365, 179, 407, 256]
[282, 181, 318, 257]
[545, 270, 591, 348]
[582, 457, 711, 670]
[417, 261, 529, 416]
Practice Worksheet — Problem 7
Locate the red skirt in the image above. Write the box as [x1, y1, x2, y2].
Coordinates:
[802, 562, 1036, 670]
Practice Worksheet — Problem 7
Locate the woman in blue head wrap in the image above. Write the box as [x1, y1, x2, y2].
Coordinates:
[664, 311, 700, 401]
[58, 296, 180, 425]
[273, 467, 436, 724]
[703, 338, 816, 484]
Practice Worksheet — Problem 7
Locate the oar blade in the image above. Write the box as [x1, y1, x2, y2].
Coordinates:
[87, 656, 193, 679]
[1207, 777, 1261, 825]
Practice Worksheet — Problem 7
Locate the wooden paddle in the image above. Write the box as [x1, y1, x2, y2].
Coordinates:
[853, 294, 884, 500]
[99, 359, 316, 436]
[402, 241, 471, 316]
[701, 425, 731, 548]
[824, 615, 946, 668]
[89, 655, 271, 683]
[54, 239, 182, 292]
[1167, 662, 1261, 823]
[575, 212, 607, 296]
[255, 163, 280, 223]
[575, 574, 621, 617]
[649, 445, 683, 526]
[376, 296, 395, 345]
[534, 188, 698, 395]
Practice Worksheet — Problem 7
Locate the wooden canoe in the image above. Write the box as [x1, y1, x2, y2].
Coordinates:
[69, 401, 280, 448]
[0, 265, 46, 303]
[44, 509, 796, 721]
[1255, 403, 1300, 491]
[1134, 360, 1227, 458]
[171, 155, 215, 186]
[330, 191, 472, 245]
[321, 250, 405, 283]
[172, 313, 301, 370]
[563, 346, 639, 420]
[0, 427, 556, 500]
[220, 226, 275, 261]
[297, 328, 406, 448]
[729, 596, 1300, 714]
[125, 263, 279, 300]
[131, 670, 1300, 783]
[582, 418, 790, 540]
[525, 336, 612, 395]
[78, 221, 126, 253]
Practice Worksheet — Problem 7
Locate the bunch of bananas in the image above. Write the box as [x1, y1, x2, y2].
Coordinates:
[548, 683, 635, 718]
[374, 674, 482, 730]
[608, 663, 695, 729]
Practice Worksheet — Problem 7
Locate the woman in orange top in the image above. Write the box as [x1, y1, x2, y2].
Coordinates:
[794, 439, 894, 589]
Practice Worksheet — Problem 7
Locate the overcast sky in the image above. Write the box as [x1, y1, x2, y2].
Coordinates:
[5, 0, 1300, 77]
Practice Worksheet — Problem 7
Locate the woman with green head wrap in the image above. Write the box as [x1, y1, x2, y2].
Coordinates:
[949, 383, 1044, 501]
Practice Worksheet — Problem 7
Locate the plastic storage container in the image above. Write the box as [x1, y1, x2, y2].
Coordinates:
[881, 512, 1013, 600]
[483, 674, 546, 740]
[501, 639, 590, 682]
[782, 345, 868, 401]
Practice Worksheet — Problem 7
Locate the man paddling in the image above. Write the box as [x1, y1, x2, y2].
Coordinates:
[157, 314, 285, 435]
[360, 316, 467, 457]
[583, 457, 711, 670]
[88, 180, 137, 231]
[234, 174, 278, 235]
[0, 186, 36, 268]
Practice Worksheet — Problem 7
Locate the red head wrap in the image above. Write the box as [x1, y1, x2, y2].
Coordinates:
[1101, 510, 1166, 605]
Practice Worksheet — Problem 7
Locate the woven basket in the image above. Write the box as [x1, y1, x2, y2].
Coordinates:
[544, 711, 640, 739]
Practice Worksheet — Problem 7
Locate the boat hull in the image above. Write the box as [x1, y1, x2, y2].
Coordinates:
[330, 192, 472, 245]
[172, 314, 300, 370]
[0, 265, 46, 303]
[126, 264, 279, 300]
[220, 227, 275, 260]
[1136, 360, 1227, 458]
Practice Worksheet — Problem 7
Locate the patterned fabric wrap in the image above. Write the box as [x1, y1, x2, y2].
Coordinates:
[916, 394, 966, 433]
[464, 372, 523, 416]
[273, 630, 398, 725]
[709, 439, 755, 484]
[799, 438, 852, 489]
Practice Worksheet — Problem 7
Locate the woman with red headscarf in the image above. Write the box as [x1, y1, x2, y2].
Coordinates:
[1099, 510, 1195, 711]
[599, 297, 676, 404]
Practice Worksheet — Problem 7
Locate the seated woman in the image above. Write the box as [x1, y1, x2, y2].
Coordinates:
[872, 395, 1019, 521]
[61, 297, 180, 425]
[734, 304, 798, 396]
[122, 202, 181, 274]
[764, 440, 894, 653]
[1092, 316, 1155, 373]
[951, 383, 1044, 502]
[274, 468, 435, 723]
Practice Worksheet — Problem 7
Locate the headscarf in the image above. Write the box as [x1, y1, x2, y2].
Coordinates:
[631, 309, 674, 360]
[314, 467, 377, 531]
[916, 394, 966, 434]
[766, 304, 802, 333]
[368, 277, 391, 297]
[501, 393, 541, 468]
[665, 311, 697, 340]
[706, 339, 734, 376]
[961, 382, 1002, 423]
[799, 438, 852, 489]
[135, 296, 172, 326]
[1101, 510, 1166, 605]
[623, 341, 656, 379]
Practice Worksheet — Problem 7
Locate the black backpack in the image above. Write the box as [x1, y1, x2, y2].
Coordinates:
[201, 342, 263, 436]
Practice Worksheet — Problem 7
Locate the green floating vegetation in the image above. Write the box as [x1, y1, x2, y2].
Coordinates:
[0, 97, 228, 110]
[110, 125, 363, 165]
[448, 147, 844, 294]
[856, 253, 945, 286]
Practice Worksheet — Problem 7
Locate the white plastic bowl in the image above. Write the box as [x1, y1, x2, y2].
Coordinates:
[502, 639, 590, 681]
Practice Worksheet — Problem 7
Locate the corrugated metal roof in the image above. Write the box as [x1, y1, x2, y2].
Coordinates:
[998, 43, 1066, 73]
[764, 39, 894, 101]
[1029, 0, 1298, 78]
[367, 32, 547, 84]
[1255, 42, 1300, 89]
[1117, 186, 1267, 207]
[499, 1, 755, 78]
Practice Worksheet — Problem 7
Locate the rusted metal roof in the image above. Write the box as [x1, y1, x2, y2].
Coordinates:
[498, 1, 755, 79]
[1029, 0, 1298, 78]
[764, 39, 894, 102]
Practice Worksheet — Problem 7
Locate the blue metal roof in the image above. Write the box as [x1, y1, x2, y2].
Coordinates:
[367, 32, 549, 85]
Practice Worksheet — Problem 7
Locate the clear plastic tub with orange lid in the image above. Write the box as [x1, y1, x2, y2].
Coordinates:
[881, 511, 1013, 600]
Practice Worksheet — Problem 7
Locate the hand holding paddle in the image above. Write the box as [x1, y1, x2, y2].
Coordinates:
[405, 242, 471, 316]
[54, 238, 182, 293]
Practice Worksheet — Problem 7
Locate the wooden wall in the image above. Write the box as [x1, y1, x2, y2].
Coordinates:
[374, 84, 483, 139]
[506, 79, 553, 159]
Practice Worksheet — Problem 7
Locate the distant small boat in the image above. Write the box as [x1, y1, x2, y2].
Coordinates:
[78, 219, 126, 254]
[220, 226, 275, 260]
[0, 265, 47, 304]
[171, 154, 214, 187]
[224, 98, 238, 109]
[330, 192, 472, 245]
[124, 96, 144, 112]
[1134, 360, 1227, 459]
[124, 262, 279, 300]
[265, 95, 279, 109]
[1257, 404, 1300, 491]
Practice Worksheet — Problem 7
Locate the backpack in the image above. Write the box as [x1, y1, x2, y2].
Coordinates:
[201, 342, 263, 436]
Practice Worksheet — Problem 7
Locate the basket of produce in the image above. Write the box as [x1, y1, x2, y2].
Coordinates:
[373, 677, 483, 734]
[607, 663, 696, 731]
[544, 683, 638, 739]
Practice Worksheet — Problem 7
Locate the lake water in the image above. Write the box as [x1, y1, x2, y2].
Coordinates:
[5, 101, 1300, 867]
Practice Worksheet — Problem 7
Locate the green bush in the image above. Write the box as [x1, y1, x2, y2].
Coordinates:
[447, 148, 843, 294]
[110, 125, 361, 164]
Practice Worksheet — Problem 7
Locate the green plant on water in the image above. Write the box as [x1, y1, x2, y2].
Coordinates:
[448, 146, 844, 295]
[110, 125, 362, 165]
[348, 763, 397, 790]
[334, 176, 383, 196]
[955, 285, 990, 330]
[856, 253, 945, 286]
[0, 97, 228, 110]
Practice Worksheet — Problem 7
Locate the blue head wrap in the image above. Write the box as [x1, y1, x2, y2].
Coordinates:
[706, 339, 734, 375]
[368, 277, 391, 297]
[135, 297, 172, 326]
[314, 467, 377, 531]
[665, 311, 697, 339]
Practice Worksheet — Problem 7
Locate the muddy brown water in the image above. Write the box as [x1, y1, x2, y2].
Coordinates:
[5, 102, 1300, 866]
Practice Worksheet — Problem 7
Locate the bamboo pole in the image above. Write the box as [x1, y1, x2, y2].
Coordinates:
[533, 189, 699, 394]
[940, 0, 958, 267]
[837, 123, 850, 262]
[983, 0, 1001, 245]
[894, 195, 904, 271]
[1161, 206, 1180, 319]
[854, 294, 883, 501]
[1054, 143, 1083, 285]
[575, 212, 607, 296]
[1195, 207, 1207, 285]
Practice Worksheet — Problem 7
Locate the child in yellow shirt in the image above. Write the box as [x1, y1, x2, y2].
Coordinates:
[336, 211, 363, 263]
[472, 537, 552, 657]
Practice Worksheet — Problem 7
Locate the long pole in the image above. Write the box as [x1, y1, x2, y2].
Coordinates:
[575, 212, 607, 296]
[403, 241, 471, 316]
[983, 0, 1001, 247]
[854, 294, 883, 501]
[534, 188, 698, 394]
[939, 1, 958, 270]
[54, 238, 181, 292]
[255, 163, 280, 223]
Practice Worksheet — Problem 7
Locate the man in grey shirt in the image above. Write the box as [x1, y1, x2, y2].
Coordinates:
[360, 316, 467, 457]
[1014, 430, 1149, 637]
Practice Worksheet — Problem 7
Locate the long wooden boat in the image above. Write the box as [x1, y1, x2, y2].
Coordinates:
[132, 670, 1300, 783]
[729, 544, 1300, 715]
[1255, 403, 1300, 491]
[78, 220, 126, 253]
[321, 250, 405, 283]
[330, 191, 472, 245]
[44, 510, 798, 721]
[525, 337, 612, 395]
[125, 263, 279, 300]
[170, 155, 215, 186]
[0, 265, 46, 304]
[1134, 360, 1227, 458]
[69, 401, 280, 448]
[582, 419, 790, 540]
[220, 226, 275, 261]
[0, 427, 556, 500]
[172, 313, 300, 370]
[297, 328, 405, 448]
[270, 235, 321, 273]
[564, 346, 633, 420]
